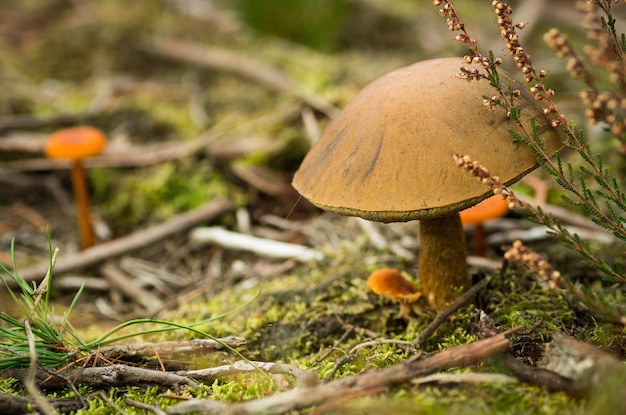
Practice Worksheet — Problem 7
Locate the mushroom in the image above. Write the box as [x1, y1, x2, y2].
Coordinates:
[45, 126, 107, 250]
[292, 57, 565, 310]
[366, 268, 424, 320]
[460, 195, 510, 256]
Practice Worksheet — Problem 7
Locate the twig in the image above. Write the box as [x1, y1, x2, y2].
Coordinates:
[145, 37, 339, 118]
[515, 197, 607, 231]
[182, 360, 318, 388]
[24, 320, 57, 415]
[1, 107, 298, 171]
[311, 326, 356, 368]
[96, 337, 247, 362]
[474, 311, 608, 398]
[411, 372, 517, 386]
[5, 364, 199, 391]
[348, 339, 418, 355]
[540, 332, 626, 397]
[166, 331, 513, 415]
[501, 353, 573, 395]
[0, 394, 87, 414]
[125, 397, 169, 415]
[0, 112, 94, 133]
[413, 276, 493, 347]
[323, 354, 358, 382]
[99, 262, 164, 312]
[190, 226, 324, 262]
[7, 197, 234, 285]
[487, 225, 615, 246]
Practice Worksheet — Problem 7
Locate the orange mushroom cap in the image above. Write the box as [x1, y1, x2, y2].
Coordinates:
[45, 126, 107, 159]
[460, 195, 510, 226]
[367, 268, 420, 303]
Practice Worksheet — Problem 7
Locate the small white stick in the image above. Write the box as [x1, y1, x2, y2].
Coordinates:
[190, 226, 324, 262]
[412, 372, 518, 385]
[355, 217, 387, 250]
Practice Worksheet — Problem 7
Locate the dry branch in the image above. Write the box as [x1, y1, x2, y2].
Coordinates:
[414, 275, 493, 347]
[166, 331, 512, 415]
[182, 360, 318, 387]
[476, 312, 626, 398]
[1, 332, 513, 413]
[23, 365, 198, 391]
[1, 107, 297, 171]
[7, 197, 233, 285]
[0, 394, 87, 414]
[97, 337, 247, 362]
[540, 332, 626, 398]
[100, 262, 164, 312]
[190, 226, 324, 262]
[145, 37, 339, 118]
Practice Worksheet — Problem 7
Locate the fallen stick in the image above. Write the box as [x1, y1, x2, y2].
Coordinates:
[96, 337, 247, 362]
[100, 262, 164, 312]
[4, 364, 200, 391]
[166, 331, 512, 415]
[487, 224, 614, 246]
[540, 332, 626, 398]
[414, 276, 493, 347]
[145, 37, 339, 118]
[475, 312, 626, 399]
[0, 393, 87, 414]
[190, 226, 324, 262]
[1, 107, 297, 171]
[8, 197, 234, 285]
[182, 360, 318, 388]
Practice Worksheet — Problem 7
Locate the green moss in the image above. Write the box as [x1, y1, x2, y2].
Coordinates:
[234, 0, 350, 51]
[1, 235, 610, 414]
[91, 161, 243, 232]
[20, 1, 162, 81]
[210, 376, 278, 402]
[319, 382, 580, 415]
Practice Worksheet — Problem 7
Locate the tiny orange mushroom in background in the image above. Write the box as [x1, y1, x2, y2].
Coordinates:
[45, 126, 107, 250]
[367, 268, 424, 320]
[460, 195, 510, 256]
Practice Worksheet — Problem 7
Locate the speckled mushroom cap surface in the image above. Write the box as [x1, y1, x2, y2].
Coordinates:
[292, 57, 565, 223]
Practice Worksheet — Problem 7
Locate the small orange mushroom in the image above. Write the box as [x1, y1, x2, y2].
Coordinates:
[45, 126, 107, 250]
[460, 195, 510, 256]
[367, 268, 424, 320]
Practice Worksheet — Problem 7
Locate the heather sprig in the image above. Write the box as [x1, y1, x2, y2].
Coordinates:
[437, 0, 626, 324]
[454, 153, 626, 287]
[505, 240, 626, 325]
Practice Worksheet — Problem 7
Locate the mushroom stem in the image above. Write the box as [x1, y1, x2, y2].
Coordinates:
[472, 223, 486, 256]
[70, 159, 95, 249]
[418, 213, 470, 309]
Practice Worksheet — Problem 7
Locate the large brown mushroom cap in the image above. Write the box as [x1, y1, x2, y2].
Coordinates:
[292, 57, 565, 223]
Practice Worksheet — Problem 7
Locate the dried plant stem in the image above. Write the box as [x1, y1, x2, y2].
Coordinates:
[24, 320, 57, 415]
[439, 0, 626, 241]
[11, 197, 233, 284]
[505, 240, 626, 325]
[454, 153, 626, 285]
[414, 275, 493, 347]
[165, 331, 514, 415]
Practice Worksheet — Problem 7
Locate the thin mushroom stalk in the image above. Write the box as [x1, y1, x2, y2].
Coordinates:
[70, 158, 95, 249]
